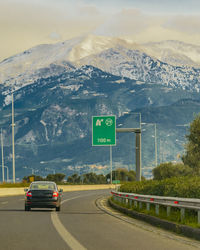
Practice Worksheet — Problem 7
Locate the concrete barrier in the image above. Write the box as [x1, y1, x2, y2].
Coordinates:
[0, 184, 118, 197]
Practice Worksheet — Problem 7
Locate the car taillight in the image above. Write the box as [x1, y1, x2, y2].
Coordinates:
[53, 192, 59, 197]
[26, 191, 32, 197]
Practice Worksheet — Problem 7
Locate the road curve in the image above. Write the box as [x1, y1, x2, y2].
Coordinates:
[0, 189, 199, 250]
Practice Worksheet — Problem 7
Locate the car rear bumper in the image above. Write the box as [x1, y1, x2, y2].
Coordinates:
[25, 200, 60, 208]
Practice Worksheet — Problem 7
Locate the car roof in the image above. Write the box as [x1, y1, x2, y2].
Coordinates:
[31, 181, 56, 184]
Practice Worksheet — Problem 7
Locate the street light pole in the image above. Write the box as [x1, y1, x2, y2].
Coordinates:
[12, 93, 15, 183]
[154, 124, 157, 167]
[4, 166, 9, 182]
[1, 128, 4, 182]
[141, 123, 157, 167]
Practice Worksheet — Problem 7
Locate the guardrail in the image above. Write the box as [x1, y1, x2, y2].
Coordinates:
[111, 191, 200, 224]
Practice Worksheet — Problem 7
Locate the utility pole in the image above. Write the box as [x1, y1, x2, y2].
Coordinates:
[154, 124, 157, 167]
[1, 128, 4, 182]
[4, 166, 9, 182]
[12, 93, 15, 183]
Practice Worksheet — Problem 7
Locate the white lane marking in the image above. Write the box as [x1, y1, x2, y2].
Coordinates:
[1, 201, 8, 205]
[51, 212, 86, 250]
[19, 199, 24, 201]
[51, 195, 88, 250]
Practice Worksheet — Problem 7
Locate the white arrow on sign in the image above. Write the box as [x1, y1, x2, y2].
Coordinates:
[96, 119, 104, 126]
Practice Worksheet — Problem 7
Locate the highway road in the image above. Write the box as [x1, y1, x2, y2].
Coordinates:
[0, 189, 199, 250]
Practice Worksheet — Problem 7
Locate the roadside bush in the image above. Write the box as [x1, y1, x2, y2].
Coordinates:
[120, 176, 200, 198]
[152, 162, 192, 180]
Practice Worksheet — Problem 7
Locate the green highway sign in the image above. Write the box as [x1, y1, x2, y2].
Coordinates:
[92, 115, 116, 146]
[112, 180, 120, 184]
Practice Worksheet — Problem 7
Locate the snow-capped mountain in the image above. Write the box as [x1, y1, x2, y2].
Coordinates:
[1, 35, 200, 96]
[142, 40, 200, 67]
[1, 35, 200, 178]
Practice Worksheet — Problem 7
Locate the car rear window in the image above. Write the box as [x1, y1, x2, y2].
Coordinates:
[31, 183, 55, 190]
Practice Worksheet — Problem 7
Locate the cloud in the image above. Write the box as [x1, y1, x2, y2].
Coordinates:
[94, 8, 159, 37]
[49, 32, 62, 41]
[163, 15, 200, 35]
[0, 1, 105, 61]
[1, 0, 200, 61]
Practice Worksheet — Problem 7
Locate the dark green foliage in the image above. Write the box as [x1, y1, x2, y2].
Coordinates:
[23, 175, 44, 182]
[183, 114, 200, 174]
[153, 162, 193, 180]
[106, 168, 138, 182]
[67, 172, 107, 184]
[66, 168, 141, 184]
[23, 173, 66, 183]
[83, 173, 105, 184]
[120, 176, 200, 198]
[46, 173, 66, 182]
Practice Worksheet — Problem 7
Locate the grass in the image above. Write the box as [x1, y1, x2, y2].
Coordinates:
[111, 197, 200, 229]
[0, 183, 29, 188]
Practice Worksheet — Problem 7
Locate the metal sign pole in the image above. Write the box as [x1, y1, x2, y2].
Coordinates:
[110, 145, 112, 184]
[116, 128, 142, 181]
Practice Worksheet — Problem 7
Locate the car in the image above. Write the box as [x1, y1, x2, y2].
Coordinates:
[24, 181, 63, 211]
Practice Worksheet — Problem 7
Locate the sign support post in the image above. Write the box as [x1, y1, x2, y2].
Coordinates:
[110, 145, 112, 184]
[92, 115, 116, 184]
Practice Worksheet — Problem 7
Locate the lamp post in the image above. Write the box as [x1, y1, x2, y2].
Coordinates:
[141, 123, 157, 167]
[4, 166, 9, 182]
[12, 92, 15, 183]
[1, 128, 4, 182]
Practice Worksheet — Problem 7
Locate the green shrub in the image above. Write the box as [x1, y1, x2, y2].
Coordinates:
[153, 162, 193, 180]
[120, 176, 200, 198]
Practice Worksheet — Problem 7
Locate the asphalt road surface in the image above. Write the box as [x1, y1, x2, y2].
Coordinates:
[0, 189, 199, 250]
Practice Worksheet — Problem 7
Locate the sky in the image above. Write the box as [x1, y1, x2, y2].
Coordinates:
[0, 0, 200, 61]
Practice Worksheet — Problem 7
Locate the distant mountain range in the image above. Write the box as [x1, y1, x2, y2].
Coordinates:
[0, 35, 200, 180]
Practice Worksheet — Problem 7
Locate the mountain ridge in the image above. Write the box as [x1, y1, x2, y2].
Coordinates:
[1, 36, 200, 179]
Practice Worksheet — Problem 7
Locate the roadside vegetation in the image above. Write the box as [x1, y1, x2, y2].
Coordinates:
[67, 168, 144, 184]
[120, 114, 200, 198]
[113, 115, 200, 229]
[111, 197, 200, 229]
[120, 176, 200, 198]
[0, 169, 144, 187]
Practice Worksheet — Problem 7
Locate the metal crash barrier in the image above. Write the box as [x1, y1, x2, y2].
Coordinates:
[111, 191, 200, 224]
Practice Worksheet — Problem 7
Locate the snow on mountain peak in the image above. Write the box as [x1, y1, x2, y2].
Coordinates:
[1, 35, 200, 94]
[68, 35, 141, 62]
[142, 40, 200, 67]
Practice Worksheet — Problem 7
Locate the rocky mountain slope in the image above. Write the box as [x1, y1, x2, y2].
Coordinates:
[1, 36, 200, 179]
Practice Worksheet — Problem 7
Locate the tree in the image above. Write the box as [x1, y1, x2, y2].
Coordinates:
[153, 162, 192, 180]
[67, 174, 80, 183]
[106, 168, 137, 182]
[46, 173, 66, 183]
[182, 114, 200, 174]
[83, 173, 98, 184]
[23, 175, 44, 183]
